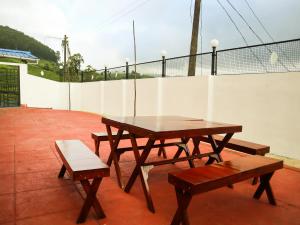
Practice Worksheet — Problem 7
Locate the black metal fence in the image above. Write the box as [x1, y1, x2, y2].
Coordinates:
[76, 38, 300, 82]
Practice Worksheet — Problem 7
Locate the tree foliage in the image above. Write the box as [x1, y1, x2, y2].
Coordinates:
[0, 25, 58, 62]
[67, 53, 84, 81]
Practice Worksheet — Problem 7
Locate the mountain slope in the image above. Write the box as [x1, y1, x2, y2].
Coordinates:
[0, 25, 57, 62]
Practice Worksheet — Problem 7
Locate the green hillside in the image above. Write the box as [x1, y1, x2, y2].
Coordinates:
[0, 25, 57, 62]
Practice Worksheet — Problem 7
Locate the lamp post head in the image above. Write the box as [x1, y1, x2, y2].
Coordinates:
[210, 39, 219, 48]
[161, 50, 167, 57]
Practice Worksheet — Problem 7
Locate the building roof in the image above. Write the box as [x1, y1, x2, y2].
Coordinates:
[0, 48, 39, 61]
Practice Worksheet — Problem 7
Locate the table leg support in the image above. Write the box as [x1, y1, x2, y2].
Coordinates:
[106, 125, 124, 189]
[125, 135, 156, 212]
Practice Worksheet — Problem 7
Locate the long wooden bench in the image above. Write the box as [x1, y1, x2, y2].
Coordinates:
[55, 140, 110, 224]
[91, 131, 167, 158]
[168, 155, 283, 225]
[199, 135, 270, 156]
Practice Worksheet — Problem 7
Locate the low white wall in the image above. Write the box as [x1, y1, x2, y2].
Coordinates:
[17, 67, 300, 160]
[211, 72, 300, 160]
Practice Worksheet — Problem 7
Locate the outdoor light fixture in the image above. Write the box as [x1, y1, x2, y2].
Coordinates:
[210, 39, 219, 75]
[161, 50, 167, 57]
[59, 65, 63, 70]
[210, 39, 219, 48]
[40, 70, 44, 76]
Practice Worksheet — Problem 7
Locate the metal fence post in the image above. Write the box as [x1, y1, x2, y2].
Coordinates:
[162, 56, 166, 77]
[126, 62, 129, 79]
[210, 39, 219, 76]
[81, 71, 83, 82]
[104, 67, 107, 80]
[211, 47, 216, 75]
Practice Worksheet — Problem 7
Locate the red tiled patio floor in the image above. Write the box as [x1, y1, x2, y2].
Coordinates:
[0, 107, 299, 225]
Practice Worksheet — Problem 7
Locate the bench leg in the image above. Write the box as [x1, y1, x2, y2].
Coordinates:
[94, 139, 100, 156]
[77, 178, 104, 224]
[58, 165, 66, 178]
[253, 172, 276, 205]
[171, 187, 192, 225]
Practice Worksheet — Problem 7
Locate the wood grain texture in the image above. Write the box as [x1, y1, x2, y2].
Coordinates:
[102, 116, 242, 139]
[168, 155, 283, 194]
[55, 140, 110, 181]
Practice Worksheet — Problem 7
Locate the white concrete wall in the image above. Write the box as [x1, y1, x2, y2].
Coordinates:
[16, 66, 300, 160]
[211, 72, 300, 160]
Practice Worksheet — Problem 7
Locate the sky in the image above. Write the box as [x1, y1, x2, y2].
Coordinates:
[0, 0, 299, 69]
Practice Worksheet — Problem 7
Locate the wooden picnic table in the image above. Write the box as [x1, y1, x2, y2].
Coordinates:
[101, 115, 242, 212]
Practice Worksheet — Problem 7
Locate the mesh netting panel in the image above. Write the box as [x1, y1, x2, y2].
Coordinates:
[166, 57, 189, 76]
[106, 66, 126, 80]
[195, 53, 211, 76]
[128, 61, 162, 79]
[217, 39, 300, 75]
[82, 69, 105, 82]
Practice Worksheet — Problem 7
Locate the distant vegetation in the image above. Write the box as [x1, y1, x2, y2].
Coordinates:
[0, 25, 58, 62]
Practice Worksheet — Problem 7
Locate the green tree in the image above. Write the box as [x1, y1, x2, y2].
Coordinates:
[67, 53, 84, 81]
[55, 51, 61, 63]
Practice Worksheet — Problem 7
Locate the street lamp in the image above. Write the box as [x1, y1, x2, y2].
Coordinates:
[161, 50, 167, 77]
[210, 39, 219, 75]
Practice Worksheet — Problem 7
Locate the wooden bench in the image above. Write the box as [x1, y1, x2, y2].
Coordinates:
[55, 140, 110, 224]
[198, 135, 270, 185]
[199, 135, 270, 156]
[168, 155, 283, 225]
[91, 131, 167, 158]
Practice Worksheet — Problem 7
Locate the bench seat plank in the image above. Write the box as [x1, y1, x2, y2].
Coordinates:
[168, 155, 282, 194]
[199, 135, 270, 155]
[55, 140, 109, 181]
[91, 131, 130, 141]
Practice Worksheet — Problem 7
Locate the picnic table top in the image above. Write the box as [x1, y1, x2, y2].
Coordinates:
[101, 115, 242, 138]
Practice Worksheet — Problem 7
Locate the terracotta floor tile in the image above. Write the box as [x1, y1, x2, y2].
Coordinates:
[15, 158, 60, 174]
[0, 108, 300, 225]
[0, 194, 15, 224]
[0, 174, 14, 195]
[15, 149, 56, 163]
[16, 210, 99, 225]
[16, 171, 73, 193]
[15, 141, 50, 152]
[0, 162, 14, 175]
[0, 150, 14, 163]
[16, 186, 82, 219]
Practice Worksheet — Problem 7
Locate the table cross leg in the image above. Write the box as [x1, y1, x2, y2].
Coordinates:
[253, 172, 276, 205]
[106, 125, 124, 188]
[77, 178, 103, 224]
[125, 135, 156, 212]
[178, 143, 195, 168]
[158, 139, 167, 158]
[172, 138, 191, 165]
[191, 137, 201, 155]
[171, 187, 192, 225]
[206, 133, 233, 165]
